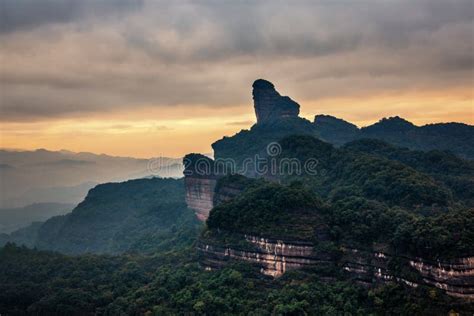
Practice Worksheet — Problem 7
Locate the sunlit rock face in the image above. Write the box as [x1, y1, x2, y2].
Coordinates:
[198, 235, 331, 277]
[184, 177, 217, 221]
[409, 257, 474, 299]
[252, 79, 300, 124]
[341, 248, 474, 300]
[183, 154, 222, 221]
[199, 234, 474, 299]
[185, 177, 247, 221]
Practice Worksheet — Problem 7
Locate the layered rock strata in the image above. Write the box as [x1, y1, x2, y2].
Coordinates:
[184, 177, 217, 221]
[185, 169, 250, 221]
[183, 154, 221, 221]
[199, 236, 474, 299]
[198, 235, 331, 277]
[409, 256, 474, 298]
[342, 248, 474, 299]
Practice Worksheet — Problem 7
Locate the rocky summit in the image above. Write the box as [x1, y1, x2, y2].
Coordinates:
[252, 79, 300, 124]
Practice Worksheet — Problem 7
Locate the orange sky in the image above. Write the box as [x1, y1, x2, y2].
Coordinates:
[1, 86, 472, 158]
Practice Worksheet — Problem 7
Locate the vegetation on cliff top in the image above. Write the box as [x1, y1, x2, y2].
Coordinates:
[278, 135, 454, 210]
[208, 181, 327, 241]
[206, 136, 473, 259]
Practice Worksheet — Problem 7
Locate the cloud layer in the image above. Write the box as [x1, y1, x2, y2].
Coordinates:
[0, 0, 473, 122]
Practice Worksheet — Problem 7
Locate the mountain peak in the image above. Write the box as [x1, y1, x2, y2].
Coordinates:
[252, 79, 300, 124]
[379, 116, 415, 127]
[252, 79, 275, 90]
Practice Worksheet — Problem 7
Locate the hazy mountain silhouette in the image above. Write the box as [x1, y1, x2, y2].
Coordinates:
[0, 149, 183, 208]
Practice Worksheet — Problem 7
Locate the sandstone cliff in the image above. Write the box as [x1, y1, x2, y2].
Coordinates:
[198, 235, 474, 300]
[183, 154, 222, 221]
[253, 79, 300, 124]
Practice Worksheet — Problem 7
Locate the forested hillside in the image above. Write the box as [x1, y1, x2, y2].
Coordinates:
[314, 115, 474, 159]
[1, 178, 201, 254]
[1, 244, 471, 315]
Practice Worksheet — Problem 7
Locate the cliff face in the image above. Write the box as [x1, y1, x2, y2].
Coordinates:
[342, 248, 474, 299]
[253, 79, 300, 124]
[198, 235, 331, 277]
[409, 257, 474, 298]
[198, 235, 474, 299]
[184, 177, 217, 221]
[185, 175, 247, 221]
[184, 167, 251, 221]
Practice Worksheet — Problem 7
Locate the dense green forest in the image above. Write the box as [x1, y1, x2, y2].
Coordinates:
[265, 134, 474, 218]
[343, 139, 474, 205]
[1, 243, 471, 315]
[206, 175, 473, 259]
[1, 178, 201, 254]
[276, 136, 474, 258]
[208, 181, 328, 241]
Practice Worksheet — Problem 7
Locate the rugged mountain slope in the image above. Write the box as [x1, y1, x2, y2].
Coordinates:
[212, 80, 318, 176]
[27, 178, 201, 254]
[213, 80, 474, 164]
[277, 135, 455, 210]
[314, 115, 474, 159]
[190, 135, 464, 223]
[198, 173, 474, 298]
[343, 139, 474, 205]
[190, 131, 474, 299]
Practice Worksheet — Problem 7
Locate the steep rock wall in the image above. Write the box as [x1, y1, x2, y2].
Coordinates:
[409, 257, 474, 298]
[184, 177, 216, 221]
[198, 236, 474, 299]
[198, 235, 331, 277]
[185, 172, 249, 221]
[253, 79, 300, 124]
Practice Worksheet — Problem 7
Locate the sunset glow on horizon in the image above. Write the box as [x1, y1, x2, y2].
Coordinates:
[1, 0, 472, 158]
[2, 84, 472, 158]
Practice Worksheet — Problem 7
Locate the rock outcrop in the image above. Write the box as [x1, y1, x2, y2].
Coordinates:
[253, 79, 300, 124]
[183, 154, 221, 221]
[198, 235, 332, 277]
[185, 175, 250, 221]
[199, 235, 474, 299]
[342, 248, 474, 299]
[409, 256, 474, 298]
[184, 177, 217, 221]
[183, 155, 252, 221]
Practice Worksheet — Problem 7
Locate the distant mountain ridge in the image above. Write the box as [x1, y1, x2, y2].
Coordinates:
[315, 115, 474, 159]
[0, 148, 183, 208]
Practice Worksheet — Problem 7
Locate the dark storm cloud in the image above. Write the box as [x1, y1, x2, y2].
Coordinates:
[0, 0, 472, 121]
[0, 0, 143, 33]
